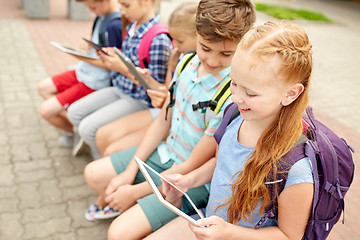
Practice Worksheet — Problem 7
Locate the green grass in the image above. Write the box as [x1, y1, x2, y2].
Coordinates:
[255, 2, 333, 22]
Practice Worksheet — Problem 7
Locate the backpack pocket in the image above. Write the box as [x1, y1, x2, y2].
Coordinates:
[303, 209, 342, 240]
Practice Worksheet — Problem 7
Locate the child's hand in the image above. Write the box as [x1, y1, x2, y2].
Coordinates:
[189, 216, 230, 240]
[98, 48, 131, 75]
[105, 171, 134, 196]
[136, 68, 167, 90]
[161, 174, 190, 206]
[147, 86, 168, 108]
[168, 48, 181, 73]
[78, 40, 90, 52]
[105, 184, 137, 212]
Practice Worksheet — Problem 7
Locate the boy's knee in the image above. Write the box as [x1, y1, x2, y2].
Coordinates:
[78, 120, 95, 143]
[39, 101, 56, 120]
[37, 77, 52, 96]
[84, 162, 96, 186]
[66, 104, 78, 126]
[108, 221, 127, 240]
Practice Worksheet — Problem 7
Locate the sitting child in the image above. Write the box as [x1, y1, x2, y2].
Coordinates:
[95, 2, 198, 157]
[67, 0, 172, 159]
[37, 0, 122, 147]
[146, 21, 314, 240]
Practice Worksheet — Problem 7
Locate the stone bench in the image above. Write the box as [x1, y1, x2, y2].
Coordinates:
[22, 0, 90, 20]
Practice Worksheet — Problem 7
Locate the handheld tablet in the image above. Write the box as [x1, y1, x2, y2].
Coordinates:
[50, 41, 98, 59]
[134, 157, 204, 225]
[113, 47, 152, 90]
[82, 38, 109, 55]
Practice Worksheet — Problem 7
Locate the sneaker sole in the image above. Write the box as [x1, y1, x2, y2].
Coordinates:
[84, 212, 97, 221]
[72, 138, 87, 156]
[94, 211, 121, 220]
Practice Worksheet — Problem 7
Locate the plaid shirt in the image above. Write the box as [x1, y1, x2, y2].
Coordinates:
[111, 15, 172, 106]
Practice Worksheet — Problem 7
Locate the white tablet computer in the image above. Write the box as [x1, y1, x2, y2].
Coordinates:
[50, 41, 98, 59]
[113, 47, 152, 90]
[134, 156, 204, 225]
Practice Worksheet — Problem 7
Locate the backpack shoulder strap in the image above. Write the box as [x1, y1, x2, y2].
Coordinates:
[138, 22, 170, 69]
[210, 78, 232, 114]
[98, 11, 122, 47]
[177, 52, 196, 76]
[190, 76, 232, 127]
[165, 52, 196, 121]
[214, 102, 239, 144]
[254, 134, 308, 229]
[92, 16, 99, 34]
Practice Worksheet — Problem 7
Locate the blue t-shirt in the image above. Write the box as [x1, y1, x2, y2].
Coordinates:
[75, 14, 123, 90]
[205, 113, 314, 228]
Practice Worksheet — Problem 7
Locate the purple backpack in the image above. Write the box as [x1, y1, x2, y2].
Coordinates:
[214, 102, 355, 240]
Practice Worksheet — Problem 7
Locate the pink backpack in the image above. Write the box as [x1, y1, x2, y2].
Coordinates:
[125, 22, 170, 69]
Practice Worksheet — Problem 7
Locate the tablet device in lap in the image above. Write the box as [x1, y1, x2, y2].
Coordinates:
[114, 47, 152, 90]
[134, 156, 204, 225]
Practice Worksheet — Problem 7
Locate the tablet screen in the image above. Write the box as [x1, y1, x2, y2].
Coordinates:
[135, 157, 204, 225]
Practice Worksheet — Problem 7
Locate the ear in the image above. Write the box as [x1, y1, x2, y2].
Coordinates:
[281, 83, 304, 106]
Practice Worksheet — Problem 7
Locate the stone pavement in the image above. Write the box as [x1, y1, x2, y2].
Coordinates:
[0, 0, 359, 239]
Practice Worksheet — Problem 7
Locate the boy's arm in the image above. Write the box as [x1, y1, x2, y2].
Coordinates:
[164, 133, 217, 175]
[73, 56, 110, 69]
[123, 96, 172, 180]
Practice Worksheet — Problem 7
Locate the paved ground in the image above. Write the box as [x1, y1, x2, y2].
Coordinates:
[0, 0, 359, 239]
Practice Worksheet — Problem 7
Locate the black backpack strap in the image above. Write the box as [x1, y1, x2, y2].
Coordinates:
[165, 52, 196, 121]
[98, 11, 122, 47]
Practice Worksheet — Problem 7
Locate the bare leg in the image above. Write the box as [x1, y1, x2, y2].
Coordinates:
[84, 156, 118, 206]
[103, 127, 149, 156]
[39, 96, 73, 132]
[107, 204, 153, 240]
[37, 77, 57, 99]
[144, 217, 196, 240]
[96, 109, 153, 156]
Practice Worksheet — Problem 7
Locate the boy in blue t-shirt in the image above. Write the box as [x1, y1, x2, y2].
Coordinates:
[37, 0, 123, 147]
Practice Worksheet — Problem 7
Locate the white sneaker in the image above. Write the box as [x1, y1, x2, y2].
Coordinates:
[58, 132, 74, 148]
[94, 206, 121, 220]
[72, 134, 88, 156]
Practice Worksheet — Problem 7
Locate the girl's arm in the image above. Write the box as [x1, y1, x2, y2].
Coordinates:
[190, 182, 314, 240]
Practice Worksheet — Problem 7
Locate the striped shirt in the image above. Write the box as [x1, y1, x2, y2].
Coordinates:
[158, 54, 232, 164]
[111, 15, 172, 106]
